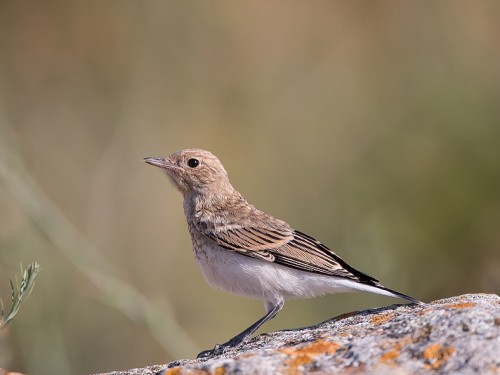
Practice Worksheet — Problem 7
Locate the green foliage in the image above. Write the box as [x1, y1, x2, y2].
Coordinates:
[0, 262, 40, 330]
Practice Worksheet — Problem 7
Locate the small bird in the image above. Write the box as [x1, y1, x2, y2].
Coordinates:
[144, 148, 421, 359]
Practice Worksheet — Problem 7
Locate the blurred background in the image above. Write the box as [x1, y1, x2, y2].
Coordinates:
[0, 1, 499, 374]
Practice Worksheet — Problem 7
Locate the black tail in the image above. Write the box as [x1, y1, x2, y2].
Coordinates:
[377, 285, 424, 305]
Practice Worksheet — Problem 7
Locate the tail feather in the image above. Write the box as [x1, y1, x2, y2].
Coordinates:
[375, 285, 424, 305]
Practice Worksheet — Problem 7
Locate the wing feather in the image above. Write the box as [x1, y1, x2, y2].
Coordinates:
[201, 221, 380, 285]
[205, 225, 292, 252]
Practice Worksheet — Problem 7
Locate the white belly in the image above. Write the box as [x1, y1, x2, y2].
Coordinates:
[193, 240, 378, 306]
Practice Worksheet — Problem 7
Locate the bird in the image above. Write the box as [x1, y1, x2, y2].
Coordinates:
[144, 148, 422, 359]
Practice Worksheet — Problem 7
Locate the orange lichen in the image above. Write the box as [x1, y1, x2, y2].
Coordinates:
[238, 353, 256, 359]
[488, 363, 499, 373]
[379, 341, 402, 365]
[213, 366, 226, 375]
[380, 349, 400, 365]
[371, 313, 395, 326]
[378, 337, 415, 367]
[163, 368, 182, 375]
[417, 308, 432, 316]
[423, 343, 455, 370]
[279, 339, 341, 373]
[443, 302, 476, 309]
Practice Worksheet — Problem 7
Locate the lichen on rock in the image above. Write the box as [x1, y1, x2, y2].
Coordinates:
[99, 294, 500, 375]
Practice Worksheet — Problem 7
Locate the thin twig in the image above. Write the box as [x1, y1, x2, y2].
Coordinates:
[0, 262, 40, 330]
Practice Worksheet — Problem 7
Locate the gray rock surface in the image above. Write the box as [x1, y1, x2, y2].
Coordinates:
[98, 294, 500, 375]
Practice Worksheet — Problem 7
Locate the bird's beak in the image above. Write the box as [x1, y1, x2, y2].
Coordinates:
[143, 157, 174, 169]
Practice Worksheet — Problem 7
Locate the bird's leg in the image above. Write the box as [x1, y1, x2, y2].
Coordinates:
[197, 300, 284, 359]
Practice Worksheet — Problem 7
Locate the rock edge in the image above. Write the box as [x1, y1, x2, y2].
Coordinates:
[98, 293, 500, 375]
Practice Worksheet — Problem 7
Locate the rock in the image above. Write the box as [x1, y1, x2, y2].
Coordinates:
[98, 294, 500, 375]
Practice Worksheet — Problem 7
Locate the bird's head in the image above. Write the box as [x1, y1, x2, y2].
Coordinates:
[144, 148, 231, 195]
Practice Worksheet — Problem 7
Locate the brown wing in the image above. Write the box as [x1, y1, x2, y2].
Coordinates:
[204, 226, 292, 261]
[202, 223, 380, 285]
[276, 230, 380, 284]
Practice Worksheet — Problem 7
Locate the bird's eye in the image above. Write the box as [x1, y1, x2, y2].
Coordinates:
[187, 158, 200, 168]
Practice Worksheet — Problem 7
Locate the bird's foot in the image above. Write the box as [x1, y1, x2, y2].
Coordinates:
[196, 330, 253, 359]
[197, 344, 226, 359]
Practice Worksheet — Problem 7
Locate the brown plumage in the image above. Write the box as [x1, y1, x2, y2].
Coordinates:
[144, 148, 421, 359]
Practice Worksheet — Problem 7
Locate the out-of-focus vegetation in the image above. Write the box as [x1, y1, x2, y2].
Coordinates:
[0, 262, 39, 330]
[0, 1, 498, 374]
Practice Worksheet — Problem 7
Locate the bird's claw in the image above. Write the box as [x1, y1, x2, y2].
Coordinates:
[197, 344, 225, 359]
